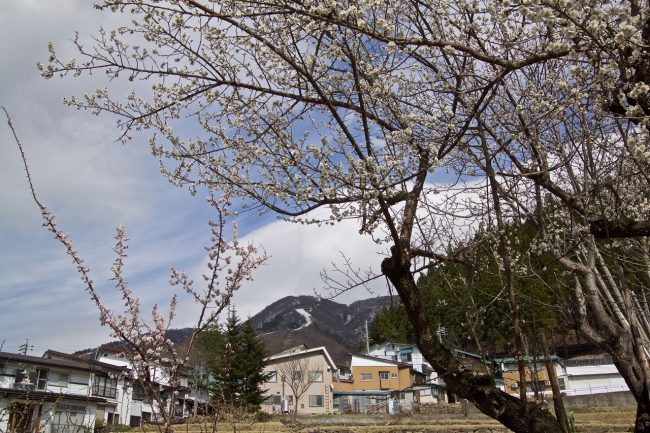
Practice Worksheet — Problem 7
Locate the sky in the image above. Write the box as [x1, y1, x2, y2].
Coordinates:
[0, 1, 390, 355]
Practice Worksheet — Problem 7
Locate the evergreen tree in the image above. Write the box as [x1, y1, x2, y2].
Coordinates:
[197, 306, 270, 412]
[368, 221, 568, 354]
[237, 319, 271, 412]
[368, 303, 414, 346]
[212, 307, 242, 407]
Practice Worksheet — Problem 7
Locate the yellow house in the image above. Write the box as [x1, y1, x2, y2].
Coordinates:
[495, 356, 565, 398]
[333, 354, 419, 413]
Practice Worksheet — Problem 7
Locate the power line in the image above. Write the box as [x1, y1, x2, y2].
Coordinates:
[18, 338, 33, 355]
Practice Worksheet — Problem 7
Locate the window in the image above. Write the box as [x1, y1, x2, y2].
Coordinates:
[93, 374, 118, 398]
[379, 372, 389, 380]
[14, 368, 27, 385]
[287, 395, 293, 404]
[107, 413, 119, 425]
[50, 372, 69, 387]
[142, 412, 152, 423]
[420, 389, 431, 396]
[129, 415, 141, 428]
[292, 371, 303, 381]
[399, 392, 406, 400]
[36, 369, 48, 390]
[132, 384, 145, 401]
[309, 371, 323, 382]
[391, 372, 398, 379]
[267, 371, 277, 382]
[264, 395, 281, 405]
[360, 373, 372, 381]
[558, 377, 566, 391]
[309, 395, 323, 407]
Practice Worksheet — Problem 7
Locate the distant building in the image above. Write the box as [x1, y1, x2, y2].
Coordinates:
[93, 346, 207, 425]
[0, 350, 126, 433]
[333, 353, 430, 413]
[494, 355, 566, 398]
[261, 346, 336, 415]
[562, 353, 629, 396]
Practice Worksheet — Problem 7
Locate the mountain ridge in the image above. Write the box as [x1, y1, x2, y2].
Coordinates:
[80, 295, 395, 365]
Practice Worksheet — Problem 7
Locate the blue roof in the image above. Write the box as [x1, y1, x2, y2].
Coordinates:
[333, 390, 391, 396]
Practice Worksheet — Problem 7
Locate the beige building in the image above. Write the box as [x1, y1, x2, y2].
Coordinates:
[261, 346, 336, 415]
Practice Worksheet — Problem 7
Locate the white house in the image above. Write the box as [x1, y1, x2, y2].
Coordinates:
[0, 351, 121, 433]
[562, 353, 629, 396]
[368, 342, 431, 373]
[93, 346, 207, 426]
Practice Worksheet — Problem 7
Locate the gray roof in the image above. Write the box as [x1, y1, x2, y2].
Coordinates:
[0, 351, 123, 373]
[350, 353, 412, 367]
[43, 350, 128, 372]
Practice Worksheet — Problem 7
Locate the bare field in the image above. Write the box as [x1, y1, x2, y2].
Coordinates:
[134, 408, 637, 433]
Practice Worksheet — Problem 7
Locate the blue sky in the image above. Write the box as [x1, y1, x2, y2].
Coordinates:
[0, 0, 388, 355]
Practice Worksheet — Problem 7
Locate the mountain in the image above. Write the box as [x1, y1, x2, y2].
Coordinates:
[76, 295, 394, 366]
[250, 295, 394, 365]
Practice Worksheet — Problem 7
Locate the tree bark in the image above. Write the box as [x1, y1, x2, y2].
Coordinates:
[539, 333, 569, 433]
[381, 249, 563, 433]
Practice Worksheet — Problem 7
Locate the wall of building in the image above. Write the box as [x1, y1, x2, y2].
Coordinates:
[261, 352, 333, 415]
[564, 364, 629, 396]
[350, 366, 402, 391]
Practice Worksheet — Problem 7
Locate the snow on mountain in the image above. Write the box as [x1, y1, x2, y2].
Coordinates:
[294, 308, 312, 330]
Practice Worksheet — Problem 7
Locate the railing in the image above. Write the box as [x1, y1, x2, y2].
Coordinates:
[366, 401, 388, 414]
[562, 384, 630, 396]
[513, 384, 630, 399]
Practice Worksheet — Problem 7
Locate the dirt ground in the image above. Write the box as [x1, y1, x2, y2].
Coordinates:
[143, 407, 637, 433]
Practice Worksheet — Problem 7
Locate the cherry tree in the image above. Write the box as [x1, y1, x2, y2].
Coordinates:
[5, 108, 266, 432]
[37, 1, 650, 431]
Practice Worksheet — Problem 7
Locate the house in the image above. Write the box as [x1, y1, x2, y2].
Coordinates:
[368, 342, 431, 373]
[368, 343, 482, 405]
[261, 346, 336, 415]
[332, 353, 420, 413]
[0, 351, 123, 433]
[42, 346, 207, 429]
[93, 346, 206, 425]
[562, 353, 629, 396]
[494, 355, 566, 398]
[41, 350, 129, 428]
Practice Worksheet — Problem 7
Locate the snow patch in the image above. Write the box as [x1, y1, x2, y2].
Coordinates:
[294, 308, 313, 330]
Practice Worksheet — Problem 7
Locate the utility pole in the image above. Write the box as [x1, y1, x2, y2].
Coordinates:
[365, 320, 370, 354]
[18, 338, 33, 355]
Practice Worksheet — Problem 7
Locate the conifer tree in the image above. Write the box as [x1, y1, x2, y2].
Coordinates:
[199, 307, 270, 412]
[238, 319, 271, 412]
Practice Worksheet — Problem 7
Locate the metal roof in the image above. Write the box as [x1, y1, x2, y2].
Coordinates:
[350, 352, 412, 367]
[0, 388, 107, 403]
[266, 346, 337, 370]
[43, 350, 129, 372]
[0, 351, 126, 373]
[333, 390, 391, 396]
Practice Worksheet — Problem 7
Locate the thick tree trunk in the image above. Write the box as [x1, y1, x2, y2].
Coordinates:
[575, 324, 650, 433]
[636, 387, 650, 433]
[381, 249, 563, 433]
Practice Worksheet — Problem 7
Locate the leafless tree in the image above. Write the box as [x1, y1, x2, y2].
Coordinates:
[276, 356, 322, 421]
